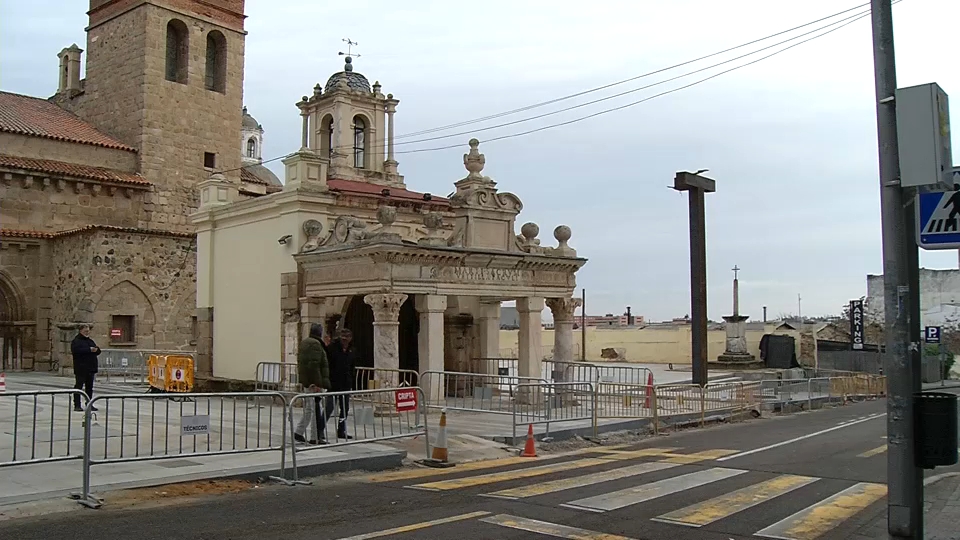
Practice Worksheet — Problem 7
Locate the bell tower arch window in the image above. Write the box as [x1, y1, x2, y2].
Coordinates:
[320, 115, 334, 159]
[165, 19, 189, 84]
[205, 30, 227, 93]
[353, 115, 368, 169]
[246, 137, 257, 158]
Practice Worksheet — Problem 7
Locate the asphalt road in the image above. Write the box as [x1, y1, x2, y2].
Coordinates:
[2, 396, 958, 540]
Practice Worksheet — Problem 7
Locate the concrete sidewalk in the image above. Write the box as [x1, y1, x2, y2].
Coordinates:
[849, 472, 960, 540]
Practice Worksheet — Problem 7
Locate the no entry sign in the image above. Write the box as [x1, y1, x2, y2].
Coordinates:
[394, 389, 418, 412]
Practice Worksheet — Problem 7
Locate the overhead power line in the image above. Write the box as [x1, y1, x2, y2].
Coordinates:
[393, 1, 874, 139]
[221, 1, 891, 174]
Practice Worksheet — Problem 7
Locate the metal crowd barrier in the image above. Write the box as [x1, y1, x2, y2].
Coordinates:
[73, 391, 291, 508]
[97, 349, 150, 384]
[286, 387, 429, 484]
[354, 367, 419, 391]
[594, 382, 656, 421]
[469, 357, 518, 377]
[512, 381, 596, 440]
[1, 390, 89, 468]
[419, 370, 548, 414]
[255, 362, 301, 395]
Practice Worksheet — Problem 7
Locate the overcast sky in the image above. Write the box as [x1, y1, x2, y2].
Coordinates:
[2, 0, 958, 322]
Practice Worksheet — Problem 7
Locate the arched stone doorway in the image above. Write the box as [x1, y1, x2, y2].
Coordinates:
[0, 274, 24, 370]
[342, 294, 420, 374]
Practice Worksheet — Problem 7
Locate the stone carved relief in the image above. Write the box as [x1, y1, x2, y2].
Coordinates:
[448, 139, 523, 213]
[363, 293, 408, 322]
[546, 297, 582, 323]
[301, 219, 325, 252]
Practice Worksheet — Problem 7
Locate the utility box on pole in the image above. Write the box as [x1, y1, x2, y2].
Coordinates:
[896, 83, 952, 189]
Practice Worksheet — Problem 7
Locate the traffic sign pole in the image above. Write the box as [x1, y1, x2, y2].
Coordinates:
[870, 1, 923, 537]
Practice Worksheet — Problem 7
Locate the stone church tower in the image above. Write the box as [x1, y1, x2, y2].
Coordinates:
[0, 1, 249, 373]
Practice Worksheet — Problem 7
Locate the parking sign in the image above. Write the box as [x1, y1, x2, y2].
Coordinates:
[925, 326, 942, 344]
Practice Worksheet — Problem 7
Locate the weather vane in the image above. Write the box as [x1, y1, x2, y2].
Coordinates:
[338, 38, 360, 58]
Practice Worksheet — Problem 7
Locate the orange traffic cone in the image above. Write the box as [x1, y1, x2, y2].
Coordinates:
[430, 409, 449, 463]
[0, 372, 5, 393]
[643, 371, 654, 408]
[520, 424, 537, 457]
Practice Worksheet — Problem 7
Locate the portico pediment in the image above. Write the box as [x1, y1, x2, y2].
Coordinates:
[295, 240, 585, 299]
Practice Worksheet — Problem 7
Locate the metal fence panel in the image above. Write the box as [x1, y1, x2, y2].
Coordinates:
[255, 362, 301, 394]
[419, 370, 548, 414]
[0, 390, 88, 468]
[512, 382, 596, 440]
[287, 387, 428, 483]
[75, 391, 289, 508]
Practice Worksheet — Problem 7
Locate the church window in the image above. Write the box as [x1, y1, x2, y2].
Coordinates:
[205, 31, 227, 94]
[320, 115, 334, 159]
[165, 19, 189, 84]
[353, 116, 366, 169]
[203, 152, 217, 169]
[246, 138, 257, 158]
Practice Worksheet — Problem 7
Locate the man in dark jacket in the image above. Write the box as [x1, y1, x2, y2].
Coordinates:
[325, 328, 356, 440]
[71, 324, 101, 411]
[295, 324, 330, 444]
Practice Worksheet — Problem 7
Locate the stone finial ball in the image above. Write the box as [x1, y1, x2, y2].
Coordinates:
[521, 222, 539, 240]
[554, 225, 572, 243]
[377, 206, 397, 226]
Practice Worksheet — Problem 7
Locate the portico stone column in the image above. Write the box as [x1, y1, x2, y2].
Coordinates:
[546, 297, 582, 364]
[477, 302, 501, 377]
[364, 293, 408, 388]
[517, 298, 545, 405]
[415, 295, 446, 404]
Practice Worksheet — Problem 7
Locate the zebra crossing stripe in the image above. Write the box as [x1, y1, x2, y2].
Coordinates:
[482, 461, 680, 500]
[754, 482, 887, 540]
[651, 474, 819, 527]
[561, 467, 748, 513]
[407, 458, 610, 491]
[480, 514, 639, 540]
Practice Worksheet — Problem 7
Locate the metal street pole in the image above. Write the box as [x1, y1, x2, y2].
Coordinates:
[870, 0, 923, 537]
[581, 288, 587, 361]
[673, 171, 716, 387]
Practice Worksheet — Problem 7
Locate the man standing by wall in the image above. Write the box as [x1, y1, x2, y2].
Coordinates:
[326, 328, 356, 440]
[71, 324, 100, 412]
[295, 324, 330, 444]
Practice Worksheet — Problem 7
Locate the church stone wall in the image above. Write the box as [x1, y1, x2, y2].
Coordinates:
[0, 133, 138, 172]
[0, 178, 144, 232]
[0, 242, 43, 367]
[50, 230, 197, 353]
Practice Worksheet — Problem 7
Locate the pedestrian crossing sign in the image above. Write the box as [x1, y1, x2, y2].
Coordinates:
[918, 191, 960, 249]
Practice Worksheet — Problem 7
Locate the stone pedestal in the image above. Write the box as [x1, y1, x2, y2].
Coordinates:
[364, 293, 407, 415]
[416, 295, 446, 404]
[715, 314, 757, 365]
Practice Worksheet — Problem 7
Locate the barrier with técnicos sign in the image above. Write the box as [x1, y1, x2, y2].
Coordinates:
[181, 414, 210, 436]
[395, 388, 418, 412]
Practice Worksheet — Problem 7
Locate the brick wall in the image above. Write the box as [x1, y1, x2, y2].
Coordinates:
[50, 229, 197, 361]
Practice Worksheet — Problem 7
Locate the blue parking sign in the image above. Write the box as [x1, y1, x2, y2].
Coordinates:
[924, 326, 942, 344]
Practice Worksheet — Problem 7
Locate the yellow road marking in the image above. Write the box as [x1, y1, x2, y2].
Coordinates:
[484, 461, 680, 499]
[407, 458, 612, 491]
[755, 482, 887, 540]
[658, 449, 740, 464]
[368, 443, 634, 482]
[857, 445, 888, 458]
[592, 447, 682, 460]
[652, 474, 819, 527]
[481, 513, 638, 540]
[334, 511, 491, 539]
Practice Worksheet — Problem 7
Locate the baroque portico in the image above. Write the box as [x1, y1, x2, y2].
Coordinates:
[191, 56, 586, 387]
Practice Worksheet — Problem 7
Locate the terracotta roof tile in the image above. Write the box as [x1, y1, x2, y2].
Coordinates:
[0, 229, 54, 239]
[1, 226, 194, 240]
[240, 167, 264, 185]
[0, 91, 136, 151]
[0, 154, 150, 186]
[327, 178, 449, 205]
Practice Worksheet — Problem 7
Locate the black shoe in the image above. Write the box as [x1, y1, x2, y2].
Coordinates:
[74, 406, 83, 412]
[337, 434, 353, 440]
[294, 433, 306, 443]
[90, 406, 99, 412]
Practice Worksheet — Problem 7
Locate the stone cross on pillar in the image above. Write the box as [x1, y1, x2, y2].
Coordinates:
[732, 265, 740, 316]
[717, 265, 756, 366]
